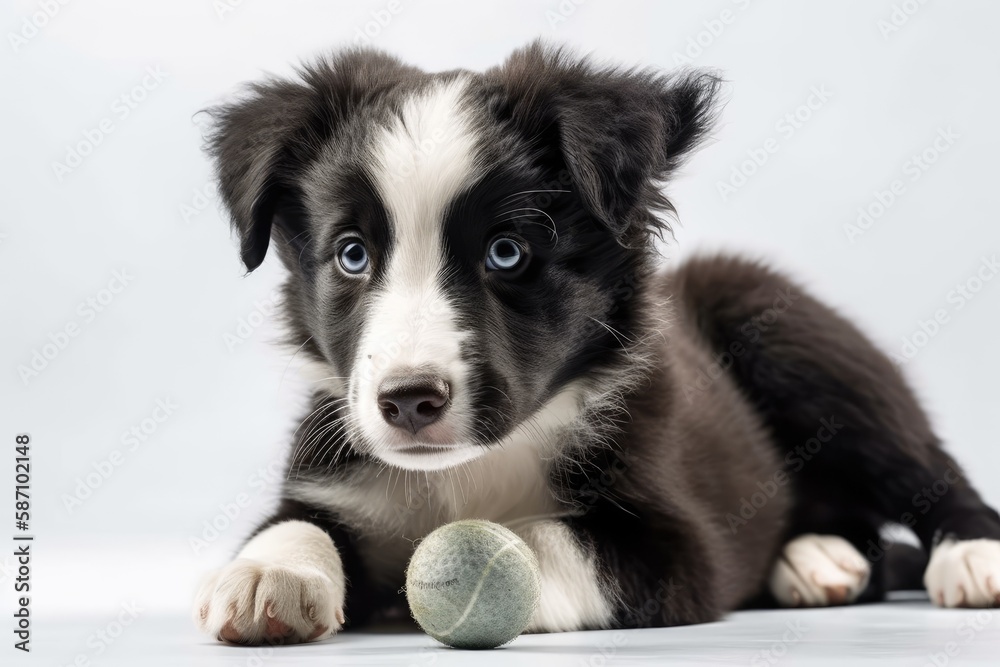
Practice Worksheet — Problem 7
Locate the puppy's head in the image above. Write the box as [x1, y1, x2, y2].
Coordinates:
[207, 43, 718, 471]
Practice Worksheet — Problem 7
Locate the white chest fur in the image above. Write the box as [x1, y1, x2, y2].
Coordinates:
[287, 386, 582, 586]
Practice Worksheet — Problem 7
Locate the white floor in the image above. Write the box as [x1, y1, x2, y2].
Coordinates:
[19, 594, 1000, 666]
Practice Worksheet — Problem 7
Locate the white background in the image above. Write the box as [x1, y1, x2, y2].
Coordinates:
[2, 0, 998, 634]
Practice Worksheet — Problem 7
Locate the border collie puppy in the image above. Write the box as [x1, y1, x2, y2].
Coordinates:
[194, 43, 1000, 644]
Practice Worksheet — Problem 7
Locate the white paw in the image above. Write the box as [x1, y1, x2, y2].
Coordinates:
[769, 534, 871, 607]
[193, 558, 345, 645]
[925, 538, 1000, 608]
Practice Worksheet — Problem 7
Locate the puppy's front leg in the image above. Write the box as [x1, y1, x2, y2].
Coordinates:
[194, 519, 346, 645]
[514, 512, 720, 632]
[513, 519, 616, 632]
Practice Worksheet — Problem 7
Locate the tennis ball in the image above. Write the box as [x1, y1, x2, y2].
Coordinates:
[405, 519, 541, 649]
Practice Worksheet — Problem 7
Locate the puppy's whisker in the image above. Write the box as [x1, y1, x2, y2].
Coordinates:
[277, 336, 314, 397]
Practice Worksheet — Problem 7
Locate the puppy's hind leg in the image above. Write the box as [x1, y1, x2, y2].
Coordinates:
[672, 255, 1000, 609]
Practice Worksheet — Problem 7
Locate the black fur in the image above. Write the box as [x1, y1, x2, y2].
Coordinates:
[200, 43, 1000, 642]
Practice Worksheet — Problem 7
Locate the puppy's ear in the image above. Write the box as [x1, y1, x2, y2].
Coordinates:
[205, 50, 418, 272]
[204, 77, 318, 272]
[493, 43, 722, 242]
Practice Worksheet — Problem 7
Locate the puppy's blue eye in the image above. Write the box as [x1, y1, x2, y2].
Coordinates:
[486, 237, 525, 272]
[339, 241, 369, 274]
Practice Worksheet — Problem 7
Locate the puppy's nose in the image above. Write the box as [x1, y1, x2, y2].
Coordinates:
[377, 374, 450, 434]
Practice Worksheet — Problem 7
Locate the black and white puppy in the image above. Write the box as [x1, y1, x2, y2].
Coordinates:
[194, 43, 1000, 645]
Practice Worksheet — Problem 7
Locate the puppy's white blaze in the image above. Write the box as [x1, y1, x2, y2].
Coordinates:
[353, 77, 482, 465]
[516, 520, 616, 632]
[372, 76, 479, 282]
